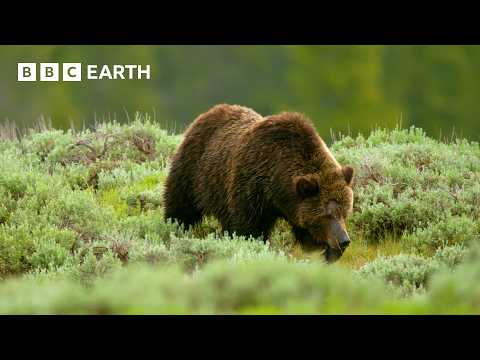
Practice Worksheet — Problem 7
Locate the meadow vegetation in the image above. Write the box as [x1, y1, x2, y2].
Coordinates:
[0, 114, 479, 314]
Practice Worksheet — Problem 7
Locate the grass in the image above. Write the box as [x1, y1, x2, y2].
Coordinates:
[0, 113, 479, 313]
[337, 236, 404, 270]
[98, 173, 165, 217]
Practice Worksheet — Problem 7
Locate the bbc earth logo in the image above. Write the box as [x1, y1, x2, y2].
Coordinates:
[17, 63, 151, 81]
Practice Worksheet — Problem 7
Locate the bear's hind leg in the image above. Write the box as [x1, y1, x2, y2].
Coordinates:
[163, 176, 203, 230]
[164, 202, 203, 230]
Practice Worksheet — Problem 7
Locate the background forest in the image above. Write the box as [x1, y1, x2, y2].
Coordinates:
[1, 45, 479, 140]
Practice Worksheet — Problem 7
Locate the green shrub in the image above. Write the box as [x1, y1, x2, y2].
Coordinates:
[0, 223, 77, 278]
[0, 277, 91, 315]
[68, 248, 123, 286]
[432, 244, 468, 268]
[333, 126, 480, 243]
[22, 129, 76, 164]
[423, 244, 480, 313]
[404, 215, 479, 255]
[25, 226, 76, 272]
[357, 245, 470, 297]
[0, 225, 35, 277]
[0, 259, 390, 314]
[357, 254, 440, 296]
[41, 189, 116, 243]
[118, 214, 187, 246]
[169, 233, 285, 271]
[1, 120, 480, 314]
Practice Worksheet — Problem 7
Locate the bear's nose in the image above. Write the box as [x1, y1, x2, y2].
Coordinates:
[339, 232, 350, 250]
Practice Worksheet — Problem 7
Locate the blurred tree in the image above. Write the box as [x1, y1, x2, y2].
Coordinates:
[383, 45, 480, 139]
[284, 45, 401, 138]
[0, 45, 478, 140]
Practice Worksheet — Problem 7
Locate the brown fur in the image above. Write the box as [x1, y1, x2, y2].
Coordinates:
[163, 104, 354, 261]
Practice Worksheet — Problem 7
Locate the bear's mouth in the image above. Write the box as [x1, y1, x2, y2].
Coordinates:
[293, 226, 346, 263]
[323, 246, 344, 264]
[299, 241, 345, 264]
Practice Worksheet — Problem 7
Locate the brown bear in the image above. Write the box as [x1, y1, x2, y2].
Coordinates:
[163, 104, 354, 263]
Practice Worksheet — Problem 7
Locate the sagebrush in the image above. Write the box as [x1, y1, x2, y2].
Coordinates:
[0, 115, 479, 313]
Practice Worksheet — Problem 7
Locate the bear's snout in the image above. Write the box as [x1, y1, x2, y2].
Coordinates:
[328, 218, 351, 252]
[338, 230, 350, 250]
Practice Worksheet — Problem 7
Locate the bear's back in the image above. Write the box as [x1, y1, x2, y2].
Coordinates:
[189, 104, 263, 216]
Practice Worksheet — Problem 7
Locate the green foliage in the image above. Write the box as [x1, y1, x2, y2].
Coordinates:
[357, 254, 439, 297]
[422, 243, 480, 313]
[0, 225, 35, 276]
[332, 127, 480, 243]
[357, 244, 471, 297]
[0, 120, 479, 313]
[432, 244, 468, 268]
[0, 259, 390, 314]
[404, 215, 479, 255]
[168, 233, 286, 272]
[2, 248, 480, 314]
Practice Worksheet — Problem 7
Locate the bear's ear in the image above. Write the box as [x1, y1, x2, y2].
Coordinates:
[295, 175, 319, 198]
[342, 166, 354, 186]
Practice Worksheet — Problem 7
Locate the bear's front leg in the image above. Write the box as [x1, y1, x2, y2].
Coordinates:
[222, 210, 276, 243]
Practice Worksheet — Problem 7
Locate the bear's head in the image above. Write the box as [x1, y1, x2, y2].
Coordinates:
[293, 165, 354, 263]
